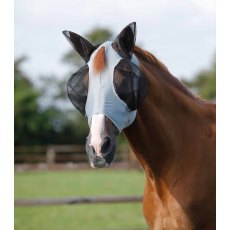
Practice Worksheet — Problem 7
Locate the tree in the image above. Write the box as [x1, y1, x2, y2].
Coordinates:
[14, 56, 42, 145]
[182, 57, 216, 100]
[15, 56, 91, 145]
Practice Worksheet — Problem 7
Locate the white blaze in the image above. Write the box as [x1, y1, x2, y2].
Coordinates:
[90, 114, 105, 156]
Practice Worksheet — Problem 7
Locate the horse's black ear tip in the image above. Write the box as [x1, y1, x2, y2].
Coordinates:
[130, 22, 136, 28]
[127, 22, 136, 33]
[62, 30, 70, 37]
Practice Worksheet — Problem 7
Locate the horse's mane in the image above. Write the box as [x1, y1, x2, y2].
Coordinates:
[133, 46, 198, 101]
[134, 46, 169, 72]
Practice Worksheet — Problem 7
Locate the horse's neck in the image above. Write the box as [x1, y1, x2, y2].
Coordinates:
[124, 58, 216, 228]
[124, 62, 215, 182]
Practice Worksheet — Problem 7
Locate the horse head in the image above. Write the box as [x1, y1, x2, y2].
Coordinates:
[63, 22, 147, 168]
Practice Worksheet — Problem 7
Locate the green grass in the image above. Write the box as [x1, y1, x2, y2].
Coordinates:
[15, 170, 147, 230]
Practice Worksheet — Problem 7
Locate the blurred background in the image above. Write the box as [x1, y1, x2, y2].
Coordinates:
[14, 0, 215, 229]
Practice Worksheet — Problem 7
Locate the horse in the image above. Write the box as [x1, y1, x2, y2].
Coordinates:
[63, 22, 216, 230]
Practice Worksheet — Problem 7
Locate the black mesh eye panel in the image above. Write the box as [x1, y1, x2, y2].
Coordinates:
[67, 65, 89, 115]
[113, 59, 147, 111]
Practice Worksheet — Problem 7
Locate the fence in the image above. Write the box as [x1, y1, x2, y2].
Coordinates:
[15, 195, 146, 229]
[15, 146, 145, 229]
[15, 195, 143, 207]
[15, 144, 132, 164]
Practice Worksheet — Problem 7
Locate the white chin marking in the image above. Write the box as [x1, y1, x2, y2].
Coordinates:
[90, 114, 105, 156]
[90, 162, 95, 168]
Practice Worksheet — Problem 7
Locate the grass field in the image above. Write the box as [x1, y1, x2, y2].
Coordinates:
[15, 169, 147, 230]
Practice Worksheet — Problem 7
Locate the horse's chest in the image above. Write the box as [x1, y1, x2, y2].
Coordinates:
[143, 179, 193, 230]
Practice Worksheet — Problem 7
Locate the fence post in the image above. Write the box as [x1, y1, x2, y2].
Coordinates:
[46, 146, 56, 165]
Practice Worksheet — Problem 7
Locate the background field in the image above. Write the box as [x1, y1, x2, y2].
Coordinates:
[15, 170, 147, 230]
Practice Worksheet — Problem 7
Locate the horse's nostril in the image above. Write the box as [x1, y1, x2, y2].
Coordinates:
[86, 144, 95, 154]
[101, 137, 111, 154]
[91, 145, 96, 154]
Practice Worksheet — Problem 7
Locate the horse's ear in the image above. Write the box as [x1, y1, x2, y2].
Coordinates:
[62, 30, 96, 63]
[113, 22, 136, 59]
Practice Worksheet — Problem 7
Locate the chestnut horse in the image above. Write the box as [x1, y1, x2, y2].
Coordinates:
[63, 22, 216, 229]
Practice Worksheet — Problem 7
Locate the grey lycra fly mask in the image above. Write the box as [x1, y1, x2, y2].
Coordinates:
[64, 22, 147, 133]
[86, 41, 140, 132]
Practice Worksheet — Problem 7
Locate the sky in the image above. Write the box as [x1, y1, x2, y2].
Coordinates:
[15, 0, 215, 81]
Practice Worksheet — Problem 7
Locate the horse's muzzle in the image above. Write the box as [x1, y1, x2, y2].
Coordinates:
[86, 137, 116, 168]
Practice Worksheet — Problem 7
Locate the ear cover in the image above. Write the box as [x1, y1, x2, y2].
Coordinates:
[113, 22, 136, 59]
[113, 59, 147, 111]
[62, 30, 96, 63]
[67, 65, 89, 115]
